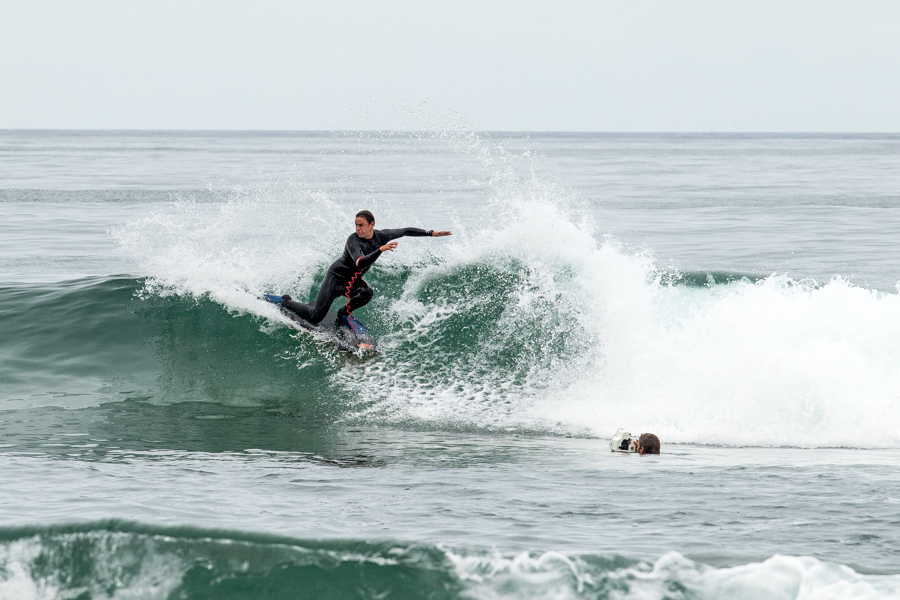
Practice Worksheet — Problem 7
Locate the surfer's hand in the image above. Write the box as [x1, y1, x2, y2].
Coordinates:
[380, 242, 398, 252]
[432, 231, 452, 237]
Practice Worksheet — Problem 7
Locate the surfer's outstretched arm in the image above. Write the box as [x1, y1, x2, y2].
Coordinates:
[379, 227, 452, 241]
[347, 227, 452, 268]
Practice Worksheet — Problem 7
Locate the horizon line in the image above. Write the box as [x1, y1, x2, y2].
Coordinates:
[1, 128, 899, 136]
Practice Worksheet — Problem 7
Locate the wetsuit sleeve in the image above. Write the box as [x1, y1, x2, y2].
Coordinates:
[379, 227, 432, 242]
[346, 236, 382, 270]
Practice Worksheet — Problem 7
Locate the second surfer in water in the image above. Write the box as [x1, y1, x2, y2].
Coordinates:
[281, 210, 451, 327]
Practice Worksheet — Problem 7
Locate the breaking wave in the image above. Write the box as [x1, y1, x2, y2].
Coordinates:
[102, 170, 900, 447]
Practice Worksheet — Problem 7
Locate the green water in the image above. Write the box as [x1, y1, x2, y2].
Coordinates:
[3, 131, 900, 598]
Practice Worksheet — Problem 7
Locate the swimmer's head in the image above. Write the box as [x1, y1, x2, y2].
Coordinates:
[637, 433, 661, 455]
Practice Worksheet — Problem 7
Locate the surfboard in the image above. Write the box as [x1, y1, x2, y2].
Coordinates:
[262, 294, 378, 355]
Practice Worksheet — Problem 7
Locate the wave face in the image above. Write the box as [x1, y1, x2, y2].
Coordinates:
[1, 523, 898, 600]
[0, 277, 339, 415]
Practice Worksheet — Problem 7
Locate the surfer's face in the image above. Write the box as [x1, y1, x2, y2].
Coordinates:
[355, 217, 375, 239]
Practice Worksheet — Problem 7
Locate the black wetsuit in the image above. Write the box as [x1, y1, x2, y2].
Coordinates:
[283, 228, 433, 324]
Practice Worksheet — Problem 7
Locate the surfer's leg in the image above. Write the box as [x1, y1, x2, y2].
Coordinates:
[281, 297, 314, 321]
[282, 270, 342, 324]
[337, 279, 373, 317]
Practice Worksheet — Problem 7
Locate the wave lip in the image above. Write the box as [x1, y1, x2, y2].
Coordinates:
[1, 522, 898, 600]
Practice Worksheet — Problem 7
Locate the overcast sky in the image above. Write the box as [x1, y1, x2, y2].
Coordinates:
[1, 1, 898, 131]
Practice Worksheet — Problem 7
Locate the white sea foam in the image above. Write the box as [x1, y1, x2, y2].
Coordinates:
[0, 534, 185, 600]
[545, 271, 900, 448]
[448, 550, 900, 600]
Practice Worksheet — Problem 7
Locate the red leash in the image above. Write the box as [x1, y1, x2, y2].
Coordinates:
[342, 269, 361, 333]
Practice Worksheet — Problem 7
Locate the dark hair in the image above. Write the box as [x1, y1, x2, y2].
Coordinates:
[356, 210, 375, 224]
[639, 433, 660, 455]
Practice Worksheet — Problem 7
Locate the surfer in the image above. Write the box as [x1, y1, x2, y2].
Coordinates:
[280, 210, 451, 326]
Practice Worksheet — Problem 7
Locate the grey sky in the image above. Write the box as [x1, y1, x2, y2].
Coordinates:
[2, 0, 898, 131]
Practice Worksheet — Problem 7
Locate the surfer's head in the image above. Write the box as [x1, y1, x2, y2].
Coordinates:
[355, 210, 375, 239]
[637, 433, 660, 455]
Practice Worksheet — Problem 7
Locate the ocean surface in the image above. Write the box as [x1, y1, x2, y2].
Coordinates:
[1, 130, 899, 599]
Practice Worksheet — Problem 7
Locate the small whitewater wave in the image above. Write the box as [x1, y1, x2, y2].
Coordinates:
[0, 523, 897, 600]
